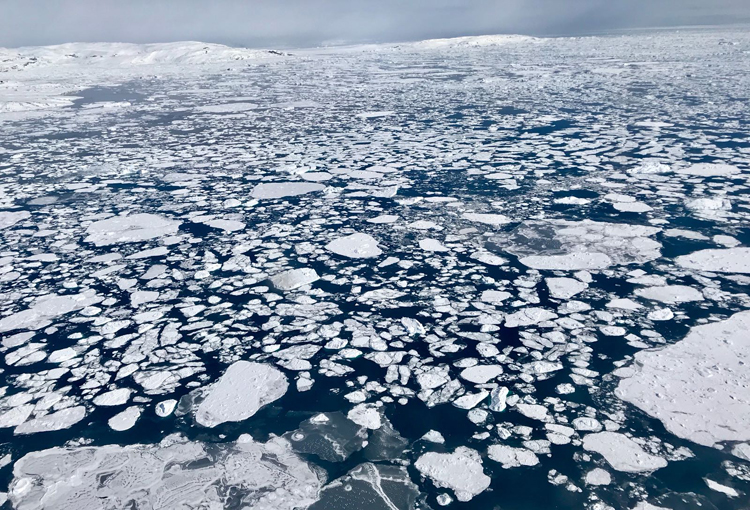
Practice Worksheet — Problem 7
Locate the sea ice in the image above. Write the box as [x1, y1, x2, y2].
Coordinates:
[250, 182, 325, 199]
[9, 435, 320, 510]
[675, 248, 750, 274]
[634, 285, 704, 304]
[0, 291, 102, 333]
[415, 447, 491, 502]
[615, 312, 750, 447]
[326, 233, 383, 258]
[487, 444, 540, 468]
[270, 268, 320, 291]
[14, 406, 86, 435]
[190, 361, 288, 428]
[84, 213, 181, 246]
[582, 432, 667, 472]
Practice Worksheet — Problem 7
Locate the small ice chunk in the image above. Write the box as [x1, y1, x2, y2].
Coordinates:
[155, 399, 177, 417]
[460, 365, 503, 384]
[585, 468, 612, 486]
[419, 239, 449, 252]
[347, 404, 382, 430]
[462, 213, 510, 225]
[704, 478, 739, 497]
[546, 277, 587, 299]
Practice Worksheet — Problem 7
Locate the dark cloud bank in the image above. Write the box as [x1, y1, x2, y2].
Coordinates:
[1, 0, 749, 48]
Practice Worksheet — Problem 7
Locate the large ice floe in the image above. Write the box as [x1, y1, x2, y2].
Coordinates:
[415, 447, 490, 501]
[492, 220, 661, 270]
[181, 361, 288, 428]
[615, 312, 750, 447]
[9, 435, 320, 510]
[84, 213, 181, 246]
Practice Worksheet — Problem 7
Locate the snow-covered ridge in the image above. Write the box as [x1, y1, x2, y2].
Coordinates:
[408, 34, 538, 49]
[0, 41, 285, 72]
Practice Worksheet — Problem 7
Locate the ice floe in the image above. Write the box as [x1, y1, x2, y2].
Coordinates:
[186, 361, 288, 428]
[84, 213, 181, 246]
[582, 432, 667, 472]
[9, 435, 320, 510]
[415, 447, 491, 502]
[616, 312, 750, 447]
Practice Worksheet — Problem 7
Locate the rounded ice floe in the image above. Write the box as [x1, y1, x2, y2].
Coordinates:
[487, 444, 539, 469]
[481, 290, 511, 303]
[9, 435, 320, 510]
[613, 202, 652, 213]
[250, 182, 325, 199]
[109, 406, 141, 431]
[582, 432, 667, 472]
[505, 307, 557, 328]
[634, 285, 703, 304]
[675, 163, 741, 177]
[415, 447, 490, 502]
[615, 311, 750, 447]
[367, 214, 399, 224]
[675, 248, 750, 274]
[585, 468, 612, 486]
[193, 361, 288, 428]
[155, 399, 177, 417]
[269, 268, 319, 291]
[84, 213, 181, 246]
[546, 277, 587, 299]
[326, 232, 382, 258]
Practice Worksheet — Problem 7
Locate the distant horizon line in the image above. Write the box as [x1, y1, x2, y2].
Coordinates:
[2, 22, 749, 52]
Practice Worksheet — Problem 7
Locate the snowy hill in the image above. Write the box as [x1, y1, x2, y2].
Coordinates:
[0, 41, 285, 73]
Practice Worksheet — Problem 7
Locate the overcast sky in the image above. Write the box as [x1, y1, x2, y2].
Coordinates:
[1, 0, 748, 48]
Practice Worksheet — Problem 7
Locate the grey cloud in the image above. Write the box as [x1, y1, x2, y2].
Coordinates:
[0, 0, 748, 48]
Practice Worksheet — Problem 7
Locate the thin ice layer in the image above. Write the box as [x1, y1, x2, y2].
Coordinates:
[9, 435, 320, 510]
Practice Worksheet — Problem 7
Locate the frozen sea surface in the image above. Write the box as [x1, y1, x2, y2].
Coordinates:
[0, 27, 749, 510]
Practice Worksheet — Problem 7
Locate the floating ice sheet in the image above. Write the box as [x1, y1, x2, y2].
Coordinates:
[616, 312, 750, 447]
[9, 435, 320, 510]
